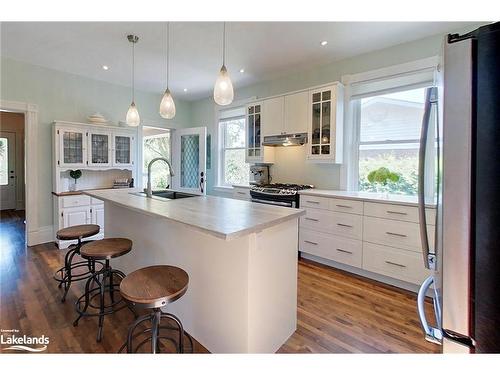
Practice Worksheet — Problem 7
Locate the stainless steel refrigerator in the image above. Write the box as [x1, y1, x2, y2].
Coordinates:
[417, 22, 500, 354]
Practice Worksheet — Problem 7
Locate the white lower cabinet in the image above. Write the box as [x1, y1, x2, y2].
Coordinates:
[299, 193, 435, 288]
[300, 228, 362, 268]
[232, 186, 251, 201]
[54, 195, 104, 248]
[362, 242, 431, 285]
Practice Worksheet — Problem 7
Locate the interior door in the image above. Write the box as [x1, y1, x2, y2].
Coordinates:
[0, 131, 16, 210]
[172, 127, 207, 195]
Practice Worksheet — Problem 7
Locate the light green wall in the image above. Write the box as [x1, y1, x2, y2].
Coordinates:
[191, 24, 482, 196]
[0, 57, 193, 228]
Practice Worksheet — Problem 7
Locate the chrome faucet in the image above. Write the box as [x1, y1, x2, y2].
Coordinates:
[145, 157, 175, 198]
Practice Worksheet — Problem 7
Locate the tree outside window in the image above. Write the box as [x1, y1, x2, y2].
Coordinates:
[142, 129, 171, 190]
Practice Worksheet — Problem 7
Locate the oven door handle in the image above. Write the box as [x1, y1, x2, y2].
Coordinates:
[251, 198, 293, 207]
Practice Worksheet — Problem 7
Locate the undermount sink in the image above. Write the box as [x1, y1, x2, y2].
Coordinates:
[130, 190, 197, 201]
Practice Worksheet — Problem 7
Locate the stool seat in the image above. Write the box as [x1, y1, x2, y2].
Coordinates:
[120, 265, 189, 307]
[56, 224, 100, 240]
[81, 238, 132, 260]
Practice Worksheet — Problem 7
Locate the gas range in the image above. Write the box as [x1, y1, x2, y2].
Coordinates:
[250, 183, 314, 208]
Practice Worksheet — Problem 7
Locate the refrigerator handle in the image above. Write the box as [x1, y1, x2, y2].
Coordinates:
[418, 87, 437, 270]
[417, 275, 443, 344]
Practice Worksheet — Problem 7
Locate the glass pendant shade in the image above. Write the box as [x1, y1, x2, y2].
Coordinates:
[213, 65, 234, 106]
[159, 88, 176, 119]
[126, 101, 140, 127]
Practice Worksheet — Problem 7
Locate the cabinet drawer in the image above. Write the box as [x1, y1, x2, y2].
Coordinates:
[330, 211, 363, 240]
[364, 202, 436, 224]
[91, 197, 104, 205]
[329, 198, 363, 215]
[300, 195, 330, 210]
[363, 242, 431, 284]
[300, 207, 332, 232]
[62, 195, 91, 208]
[363, 216, 435, 252]
[300, 228, 362, 268]
[233, 188, 250, 200]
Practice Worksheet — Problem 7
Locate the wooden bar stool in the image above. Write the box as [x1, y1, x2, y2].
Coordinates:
[118, 265, 193, 353]
[73, 238, 134, 342]
[54, 224, 101, 302]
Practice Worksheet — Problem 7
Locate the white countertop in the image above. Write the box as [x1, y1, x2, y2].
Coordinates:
[84, 189, 305, 240]
[299, 189, 436, 208]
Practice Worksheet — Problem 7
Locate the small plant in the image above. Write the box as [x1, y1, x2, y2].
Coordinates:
[367, 167, 400, 189]
[69, 169, 82, 185]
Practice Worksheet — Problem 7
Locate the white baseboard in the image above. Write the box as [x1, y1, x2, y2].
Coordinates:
[27, 225, 54, 247]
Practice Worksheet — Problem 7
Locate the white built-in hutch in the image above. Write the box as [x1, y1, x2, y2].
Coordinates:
[52, 121, 137, 248]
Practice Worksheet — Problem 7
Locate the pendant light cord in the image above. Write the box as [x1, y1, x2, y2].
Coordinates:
[222, 22, 226, 66]
[132, 38, 135, 102]
[167, 22, 170, 89]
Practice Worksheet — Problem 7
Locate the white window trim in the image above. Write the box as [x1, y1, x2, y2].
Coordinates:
[341, 57, 439, 193]
[218, 115, 247, 188]
[214, 98, 255, 189]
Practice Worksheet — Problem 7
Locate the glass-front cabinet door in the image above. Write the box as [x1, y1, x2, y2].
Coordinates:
[112, 132, 134, 167]
[88, 131, 111, 167]
[307, 84, 343, 163]
[246, 103, 262, 162]
[59, 127, 86, 168]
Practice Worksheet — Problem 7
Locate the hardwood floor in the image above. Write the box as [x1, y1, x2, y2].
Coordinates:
[0, 210, 440, 354]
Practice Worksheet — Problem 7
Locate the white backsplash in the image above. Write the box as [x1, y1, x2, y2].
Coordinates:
[60, 169, 132, 191]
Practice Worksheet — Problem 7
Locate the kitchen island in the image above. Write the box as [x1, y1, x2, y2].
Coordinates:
[84, 189, 305, 353]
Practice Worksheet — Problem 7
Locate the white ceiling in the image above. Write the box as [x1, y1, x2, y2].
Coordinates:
[1, 22, 477, 101]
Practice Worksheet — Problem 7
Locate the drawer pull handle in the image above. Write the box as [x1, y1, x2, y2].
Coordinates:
[336, 204, 352, 209]
[336, 248, 353, 254]
[306, 200, 320, 204]
[304, 240, 318, 245]
[385, 260, 407, 268]
[237, 192, 246, 195]
[337, 223, 353, 228]
[305, 217, 319, 222]
[386, 210, 408, 215]
[386, 231, 407, 238]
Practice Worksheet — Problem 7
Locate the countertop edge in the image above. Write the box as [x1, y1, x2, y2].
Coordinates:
[298, 190, 436, 208]
[83, 191, 305, 241]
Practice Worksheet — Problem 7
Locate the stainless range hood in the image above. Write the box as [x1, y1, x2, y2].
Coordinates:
[262, 133, 308, 147]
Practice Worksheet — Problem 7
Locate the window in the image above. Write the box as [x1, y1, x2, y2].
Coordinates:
[0, 137, 8, 185]
[354, 87, 430, 196]
[142, 127, 172, 190]
[219, 116, 249, 186]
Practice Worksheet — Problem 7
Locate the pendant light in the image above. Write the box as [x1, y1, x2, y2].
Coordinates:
[213, 22, 234, 106]
[126, 34, 140, 127]
[159, 22, 176, 119]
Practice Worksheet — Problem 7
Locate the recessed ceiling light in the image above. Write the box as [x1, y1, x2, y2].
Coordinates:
[102, 65, 109, 70]
[239, 68, 245, 73]
[320, 41, 328, 46]
[183, 88, 188, 92]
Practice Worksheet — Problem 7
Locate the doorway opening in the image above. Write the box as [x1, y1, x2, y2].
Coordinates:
[0, 111, 26, 248]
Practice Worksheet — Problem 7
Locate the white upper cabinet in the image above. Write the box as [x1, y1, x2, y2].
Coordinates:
[88, 130, 112, 167]
[307, 83, 344, 163]
[246, 102, 275, 164]
[284, 91, 309, 134]
[112, 132, 135, 167]
[262, 97, 284, 136]
[54, 121, 136, 170]
[58, 127, 87, 168]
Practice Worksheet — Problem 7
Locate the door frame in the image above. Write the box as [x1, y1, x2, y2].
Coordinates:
[0, 100, 39, 246]
[172, 126, 207, 195]
[0, 131, 17, 210]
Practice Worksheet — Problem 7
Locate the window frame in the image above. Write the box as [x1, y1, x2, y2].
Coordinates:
[218, 115, 248, 187]
[141, 128, 172, 190]
[350, 85, 436, 197]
